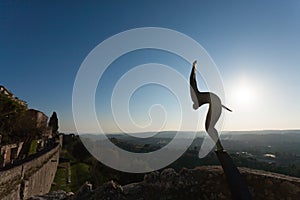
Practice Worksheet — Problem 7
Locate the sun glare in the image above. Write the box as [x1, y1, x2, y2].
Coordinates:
[234, 85, 255, 105]
[228, 79, 258, 109]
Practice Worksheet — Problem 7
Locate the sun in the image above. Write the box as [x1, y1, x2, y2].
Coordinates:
[228, 80, 257, 109]
[234, 85, 255, 105]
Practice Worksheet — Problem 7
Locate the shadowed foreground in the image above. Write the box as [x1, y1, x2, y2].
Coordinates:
[216, 151, 252, 199]
[29, 166, 300, 200]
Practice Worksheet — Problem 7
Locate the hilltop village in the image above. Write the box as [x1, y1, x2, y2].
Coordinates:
[0, 85, 61, 199]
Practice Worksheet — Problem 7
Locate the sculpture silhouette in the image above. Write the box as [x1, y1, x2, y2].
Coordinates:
[216, 151, 253, 200]
[189, 60, 232, 151]
[190, 60, 252, 199]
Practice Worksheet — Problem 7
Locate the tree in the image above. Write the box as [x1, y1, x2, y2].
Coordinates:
[49, 112, 59, 134]
[15, 109, 47, 159]
[0, 93, 27, 144]
[71, 140, 90, 162]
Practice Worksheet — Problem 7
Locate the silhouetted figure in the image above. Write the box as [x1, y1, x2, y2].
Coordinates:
[190, 60, 232, 151]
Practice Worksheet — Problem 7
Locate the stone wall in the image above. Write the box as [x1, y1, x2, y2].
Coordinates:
[0, 143, 60, 200]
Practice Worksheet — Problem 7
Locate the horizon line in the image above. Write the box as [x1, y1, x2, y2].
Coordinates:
[61, 129, 300, 135]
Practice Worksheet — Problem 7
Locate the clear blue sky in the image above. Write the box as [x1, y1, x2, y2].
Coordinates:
[1, 0, 300, 132]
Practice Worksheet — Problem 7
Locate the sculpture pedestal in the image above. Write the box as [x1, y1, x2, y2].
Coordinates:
[215, 151, 252, 200]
